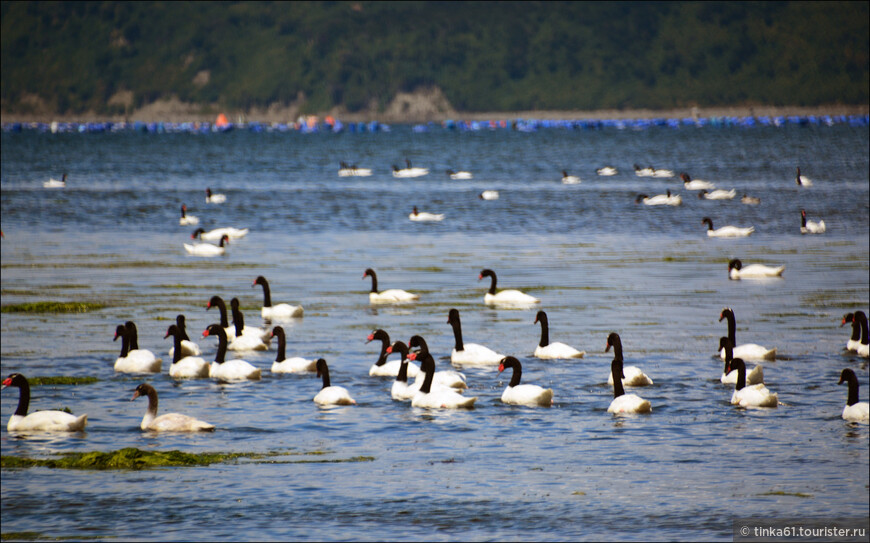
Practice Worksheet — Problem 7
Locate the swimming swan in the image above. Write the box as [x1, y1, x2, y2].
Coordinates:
[800, 209, 826, 234]
[448, 308, 506, 365]
[533, 310, 585, 359]
[497, 356, 554, 407]
[202, 324, 262, 381]
[727, 358, 778, 408]
[702, 217, 754, 238]
[727, 259, 784, 280]
[838, 369, 869, 423]
[479, 268, 540, 305]
[165, 324, 209, 379]
[367, 329, 420, 378]
[607, 357, 652, 414]
[2, 373, 87, 432]
[363, 268, 419, 303]
[719, 337, 763, 385]
[270, 326, 317, 373]
[314, 358, 356, 406]
[605, 332, 653, 387]
[184, 234, 229, 257]
[719, 307, 776, 361]
[253, 275, 304, 319]
[131, 383, 215, 432]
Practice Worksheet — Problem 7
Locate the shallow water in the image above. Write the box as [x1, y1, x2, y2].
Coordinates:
[1, 123, 868, 541]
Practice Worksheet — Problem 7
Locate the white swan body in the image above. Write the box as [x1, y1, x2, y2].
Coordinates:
[681, 173, 715, 190]
[607, 346, 652, 414]
[132, 383, 214, 431]
[839, 370, 869, 423]
[364, 268, 419, 303]
[203, 325, 261, 380]
[44, 174, 66, 188]
[634, 165, 655, 177]
[636, 191, 681, 206]
[369, 332, 421, 378]
[254, 276, 304, 319]
[270, 326, 316, 373]
[561, 170, 581, 184]
[842, 313, 862, 352]
[533, 311, 585, 359]
[114, 350, 162, 373]
[719, 308, 776, 361]
[800, 210, 826, 234]
[498, 357, 553, 407]
[728, 358, 777, 408]
[192, 227, 249, 241]
[795, 167, 813, 187]
[698, 189, 736, 200]
[314, 359, 356, 406]
[741, 194, 761, 205]
[227, 332, 268, 352]
[479, 268, 539, 306]
[205, 188, 226, 203]
[179, 204, 199, 225]
[411, 353, 476, 409]
[3, 373, 87, 432]
[169, 340, 202, 358]
[392, 162, 429, 178]
[409, 208, 445, 221]
[339, 163, 372, 177]
[184, 236, 228, 257]
[702, 217, 754, 237]
[652, 167, 674, 178]
[448, 308, 506, 365]
[479, 190, 500, 200]
[728, 259, 785, 280]
[596, 166, 617, 176]
[448, 169, 473, 180]
[169, 356, 210, 379]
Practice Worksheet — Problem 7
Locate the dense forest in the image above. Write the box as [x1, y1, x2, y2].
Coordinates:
[1, 1, 867, 116]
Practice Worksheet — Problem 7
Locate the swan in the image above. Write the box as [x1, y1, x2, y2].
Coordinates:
[202, 324, 262, 381]
[651, 167, 674, 178]
[367, 329, 420, 378]
[179, 204, 199, 226]
[191, 226, 249, 241]
[719, 308, 776, 361]
[533, 310, 585, 359]
[227, 297, 269, 351]
[838, 369, 869, 423]
[409, 206, 445, 222]
[727, 358, 778, 408]
[848, 311, 870, 358]
[596, 166, 617, 176]
[634, 164, 654, 177]
[205, 188, 226, 203]
[719, 337, 763, 385]
[697, 189, 737, 200]
[184, 234, 229, 257]
[165, 324, 209, 379]
[131, 383, 215, 431]
[635, 190, 682, 206]
[407, 335, 468, 389]
[44, 173, 66, 188]
[206, 295, 271, 342]
[561, 170, 581, 184]
[270, 326, 316, 373]
[2, 373, 87, 432]
[795, 167, 813, 187]
[479, 190, 499, 200]
[800, 209, 826, 234]
[314, 358, 356, 406]
[702, 217, 754, 238]
[363, 268, 419, 303]
[253, 275, 303, 319]
[167, 314, 202, 357]
[447, 169, 473, 180]
[411, 352, 477, 409]
[681, 173, 715, 190]
[389, 341, 464, 399]
[392, 159, 428, 178]
[114, 322, 162, 373]
[497, 356, 554, 406]
[741, 194, 761, 205]
[605, 332, 653, 386]
[448, 308, 506, 365]
[339, 162, 372, 177]
[841, 313, 863, 352]
[607, 357, 652, 414]
[479, 268, 540, 306]
[728, 259, 785, 280]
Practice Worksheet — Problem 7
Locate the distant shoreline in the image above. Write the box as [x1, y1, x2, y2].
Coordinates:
[2, 104, 867, 126]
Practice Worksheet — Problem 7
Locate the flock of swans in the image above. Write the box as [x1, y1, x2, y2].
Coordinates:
[4, 262, 869, 433]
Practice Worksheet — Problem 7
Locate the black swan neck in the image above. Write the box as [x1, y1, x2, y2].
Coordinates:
[317, 359, 331, 389]
[9, 375, 31, 416]
[171, 328, 183, 364]
[274, 327, 286, 361]
[611, 360, 626, 398]
[365, 269, 378, 293]
[536, 312, 550, 347]
[418, 354, 435, 394]
[177, 316, 190, 342]
[448, 310, 465, 351]
[502, 358, 522, 388]
[116, 326, 130, 358]
[732, 359, 747, 390]
[722, 309, 737, 345]
[256, 277, 273, 307]
[841, 370, 861, 406]
[209, 297, 230, 328]
[126, 322, 139, 350]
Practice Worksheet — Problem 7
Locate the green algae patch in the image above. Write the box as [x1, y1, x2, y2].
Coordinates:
[1, 301, 105, 314]
[1, 448, 373, 471]
[28, 376, 99, 386]
[758, 491, 813, 498]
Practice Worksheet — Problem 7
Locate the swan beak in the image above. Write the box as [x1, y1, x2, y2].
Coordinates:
[202, 330, 210, 338]
[366, 334, 374, 343]
[497, 364, 504, 374]
[131, 390, 141, 401]
[386, 346, 393, 354]
[605, 343, 611, 352]
[407, 352, 417, 361]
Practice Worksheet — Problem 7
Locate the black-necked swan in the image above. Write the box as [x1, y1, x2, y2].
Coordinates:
[270, 326, 316, 373]
[167, 314, 202, 357]
[605, 332, 653, 387]
[407, 335, 468, 389]
[191, 226, 249, 241]
[741, 194, 761, 205]
[652, 166, 674, 178]
[634, 164, 654, 177]
[838, 369, 869, 423]
[635, 190, 681, 206]
[795, 166, 813, 187]
[702, 217, 754, 238]
[314, 359, 356, 406]
[841, 313, 862, 352]
[205, 187, 226, 203]
[447, 169, 473, 180]
[409, 206, 445, 222]
[388, 341, 418, 401]
[367, 329, 420, 378]
[44, 173, 67, 188]
[228, 297, 269, 351]
[697, 189, 736, 200]
[727, 259, 784, 280]
[131, 383, 215, 432]
[113, 322, 162, 373]
[339, 162, 373, 177]
[165, 324, 209, 379]
[800, 209, 826, 234]
[410, 352, 476, 409]
[479, 190, 499, 200]
[447, 308, 506, 365]
[533, 310, 585, 359]
[719, 337, 763, 385]
[497, 356, 554, 406]
[179, 204, 199, 225]
[479, 268, 540, 305]
[184, 234, 229, 257]
[363, 268, 419, 303]
[607, 357, 652, 414]
[719, 308, 776, 361]
[726, 358, 778, 408]
[392, 159, 428, 178]
[849, 311, 870, 358]
[2, 373, 87, 432]
[681, 172, 715, 190]
[253, 275, 304, 319]
[202, 325, 261, 381]
[561, 170, 581, 184]
[596, 166, 617, 176]
[207, 295, 269, 341]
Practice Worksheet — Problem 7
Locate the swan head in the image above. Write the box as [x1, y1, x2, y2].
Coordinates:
[270, 326, 284, 340]
[113, 324, 127, 341]
[191, 228, 205, 239]
[841, 313, 854, 327]
[534, 310, 547, 324]
[164, 324, 179, 339]
[605, 332, 622, 353]
[702, 217, 714, 230]
[253, 275, 268, 287]
[206, 295, 224, 310]
[479, 268, 495, 281]
[2, 373, 27, 390]
[203, 324, 226, 339]
[719, 308, 733, 322]
[206, 188, 212, 197]
[408, 335, 428, 354]
[367, 329, 389, 344]
[447, 308, 461, 325]
[635, 194, 648, 204]
[131, 383, 155, 401]
[680, 172, 691, 183]
[497, 356, 520, 374]
[362, 268, 375, 279]
[728, 259, 742, 272]
[387, 341, 408, 357]
[838, 368, 857, 386]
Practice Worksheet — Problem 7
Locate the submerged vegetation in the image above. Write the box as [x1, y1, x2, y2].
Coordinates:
[0, 301, 105, 313]
[0, 447, 374, 470]
[27, 376, 100, 386]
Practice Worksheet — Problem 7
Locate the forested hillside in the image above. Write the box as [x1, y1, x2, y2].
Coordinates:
[1, 1, 867, 116]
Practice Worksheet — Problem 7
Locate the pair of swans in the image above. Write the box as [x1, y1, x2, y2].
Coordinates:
[113, 321, 162, 373]
[841, 311, 869, 357]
